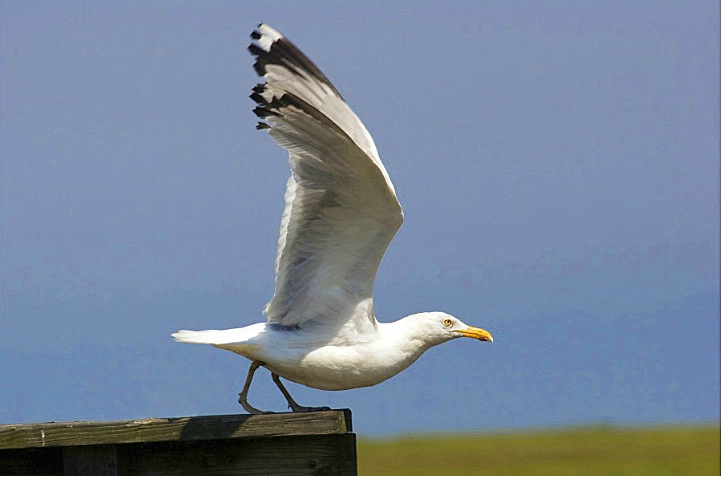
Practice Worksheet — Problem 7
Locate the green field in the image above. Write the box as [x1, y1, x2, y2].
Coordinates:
[358, 425, 720, 475]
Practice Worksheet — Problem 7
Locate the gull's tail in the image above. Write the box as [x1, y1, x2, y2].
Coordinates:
[172, 329, 224, 344]
[172, 324, 264, 346]
[172, 329, 254, 345]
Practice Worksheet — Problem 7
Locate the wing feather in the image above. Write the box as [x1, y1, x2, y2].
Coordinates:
[249, 24, 403, 333]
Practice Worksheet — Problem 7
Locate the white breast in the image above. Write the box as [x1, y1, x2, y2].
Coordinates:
[248, 323, 430, 391]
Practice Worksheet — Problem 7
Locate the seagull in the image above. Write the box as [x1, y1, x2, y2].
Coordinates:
[172, 23, 493, 414]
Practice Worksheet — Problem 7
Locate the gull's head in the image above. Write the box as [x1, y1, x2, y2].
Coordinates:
[408, 312, 493, 346]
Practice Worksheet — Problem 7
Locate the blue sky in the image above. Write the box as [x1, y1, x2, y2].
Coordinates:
[1, 1, 719, 435]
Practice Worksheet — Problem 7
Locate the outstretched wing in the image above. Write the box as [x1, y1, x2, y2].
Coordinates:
[249, 24, 403, 331]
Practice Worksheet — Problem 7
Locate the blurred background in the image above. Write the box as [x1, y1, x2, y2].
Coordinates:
[1, 1, 718, 454]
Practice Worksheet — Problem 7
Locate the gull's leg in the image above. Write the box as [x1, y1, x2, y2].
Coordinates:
[238, 361, 270, 414]
[271, 372, 330, 413]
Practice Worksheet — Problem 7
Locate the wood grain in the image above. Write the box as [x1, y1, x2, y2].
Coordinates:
[0, 410, 352, 449]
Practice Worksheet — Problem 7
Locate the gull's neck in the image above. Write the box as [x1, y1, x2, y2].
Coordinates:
[376, 314, 452, 365]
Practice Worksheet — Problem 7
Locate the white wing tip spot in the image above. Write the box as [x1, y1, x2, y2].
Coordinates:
[254, 23, 284, 52]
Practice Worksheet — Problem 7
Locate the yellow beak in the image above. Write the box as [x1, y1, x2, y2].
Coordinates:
[458, 326, 493, 342]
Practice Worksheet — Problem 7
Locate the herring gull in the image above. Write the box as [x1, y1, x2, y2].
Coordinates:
[172, 23, 493, 414]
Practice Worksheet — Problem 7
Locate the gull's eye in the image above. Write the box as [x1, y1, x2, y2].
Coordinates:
[443, 318, 453, 327]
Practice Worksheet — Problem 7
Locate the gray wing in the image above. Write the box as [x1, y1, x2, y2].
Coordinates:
[249, 24, 404, 331]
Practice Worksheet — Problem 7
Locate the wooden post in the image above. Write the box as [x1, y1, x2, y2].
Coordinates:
[0, 410, 356, 475]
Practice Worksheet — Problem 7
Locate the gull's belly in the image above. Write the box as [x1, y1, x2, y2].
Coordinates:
[261, 342, 416, 391]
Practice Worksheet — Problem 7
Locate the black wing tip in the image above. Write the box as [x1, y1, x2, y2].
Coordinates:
[247, 43, 263, 56]
[247, 23, 344, 99]
[252, 105, 279, 119]
[248, 24, 284, 77]
[248, 23, 283, 54]
[247, 23, 347, 133]
[250, 23, 272, 39]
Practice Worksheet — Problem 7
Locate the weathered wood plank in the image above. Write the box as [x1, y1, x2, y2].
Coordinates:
[119, 434, 357, 475]
[0, 410, 352, 450]
[0, 447, 63, 475]
[62, 445, 118, 475]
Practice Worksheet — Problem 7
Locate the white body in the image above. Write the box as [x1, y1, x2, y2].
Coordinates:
[174, 312, 460, 391]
